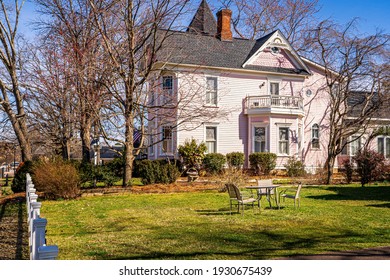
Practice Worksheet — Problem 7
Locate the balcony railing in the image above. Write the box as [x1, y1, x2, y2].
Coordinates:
[244, 95, 304, 113]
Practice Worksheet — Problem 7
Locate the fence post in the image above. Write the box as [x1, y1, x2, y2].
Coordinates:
[26, 173, 58, 260]
[29, 202, 42, 259]
[31, 218, 47, 260]
[38, 246, 59, 260]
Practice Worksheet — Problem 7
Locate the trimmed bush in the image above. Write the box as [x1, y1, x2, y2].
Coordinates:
[178, 139, 207, 170]
[203, 153, 226, 174]
[11, 161, 35, 193]
[226, 152, 244, 168]
[353, 149, 386, 187]
[76, 161, 120, 187]
[284, 157, 306, 177]
[137, 160, 180, 185]
[249, 152, 277, 175]
[106, 155, 125, 179]
[33, 159, 80, 199]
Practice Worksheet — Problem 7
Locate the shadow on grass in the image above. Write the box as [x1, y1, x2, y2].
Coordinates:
[366, 203, 390, 208]
[195, 206, 263, 216]
[307, 186, 390, 202]
[0, 196, 28, 260]
[100, 229, 364, 260]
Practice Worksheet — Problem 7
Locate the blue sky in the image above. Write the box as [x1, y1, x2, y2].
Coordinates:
[317, 0, 390, 34]
[19, 0, 390, 37]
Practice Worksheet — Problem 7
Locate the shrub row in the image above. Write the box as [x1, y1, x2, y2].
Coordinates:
[136, 160, 181, 185]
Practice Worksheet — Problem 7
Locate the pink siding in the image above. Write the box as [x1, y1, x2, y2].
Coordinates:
[251, 49, 296, 69]
[301, 65, 330, 171]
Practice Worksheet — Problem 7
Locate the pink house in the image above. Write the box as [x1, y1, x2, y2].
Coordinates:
[148, 0, 390, 172]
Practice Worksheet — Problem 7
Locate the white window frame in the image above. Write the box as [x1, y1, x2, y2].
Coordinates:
[252, 124, 268, 153]
[311, 124, 320, 149]
[162, 75, 174, 104]
[350, 135, 361, 156]
[161, 126, 174, 155]
[378, 136, 390, 158]
[205, 125, 218, 153]
[269, 81, 280, 95]
[206, 77, 218, 106]
[278, 127, 290, 155]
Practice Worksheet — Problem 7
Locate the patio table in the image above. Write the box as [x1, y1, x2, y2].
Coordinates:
[246, 185, 280, 209]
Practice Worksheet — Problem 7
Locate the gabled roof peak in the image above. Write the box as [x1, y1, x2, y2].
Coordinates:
[187, 0, 217, 35]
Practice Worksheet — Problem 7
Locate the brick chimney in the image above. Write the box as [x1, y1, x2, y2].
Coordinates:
[216, 9, 232, 41]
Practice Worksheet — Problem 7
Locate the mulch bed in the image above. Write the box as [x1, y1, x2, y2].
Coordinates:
[81, 180, 222, 196]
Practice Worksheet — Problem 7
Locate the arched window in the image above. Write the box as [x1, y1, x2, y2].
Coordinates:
[312, 124, 320, 149]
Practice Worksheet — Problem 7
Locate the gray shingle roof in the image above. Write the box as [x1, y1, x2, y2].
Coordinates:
[158, 30, 310, 75]
[187, 0, 217, 35]
[347, 91, 390, 119]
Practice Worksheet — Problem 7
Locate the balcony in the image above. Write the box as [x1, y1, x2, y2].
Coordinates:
[244, 95, 304, 116]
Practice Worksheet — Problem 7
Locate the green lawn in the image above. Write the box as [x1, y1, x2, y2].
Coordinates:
[40, 184, 390, 260]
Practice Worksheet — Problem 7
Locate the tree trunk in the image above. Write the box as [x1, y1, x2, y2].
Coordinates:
[16, 130, 32, 162]
[4, 102, 32, 162]
[80, 125, 91, 163]
[325, 155, 335, 185]
[123, 119, 134, 187]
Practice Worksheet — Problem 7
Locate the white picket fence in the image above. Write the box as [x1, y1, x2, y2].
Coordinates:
[26, 173, 59, 260]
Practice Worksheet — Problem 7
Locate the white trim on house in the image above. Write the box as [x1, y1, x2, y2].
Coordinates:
[203, 123, 219, 153]
[251, 122, 269, 153]
[242, 30, 312, 74]
[156, 62, 311, 79]
[205, 76, 218, 106]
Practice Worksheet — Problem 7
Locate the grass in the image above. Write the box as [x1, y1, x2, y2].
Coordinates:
[39, 184, 390, 260]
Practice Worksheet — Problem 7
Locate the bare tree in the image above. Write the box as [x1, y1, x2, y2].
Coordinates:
[34, 0, 112, 162]
[0, 0, 32, 161]
[26, 36, 77, 160]
[219, 0, 319, 52]
[86, 0, 232, 186]
[84, 0, 187, 185]
[310, 20, 390, 184]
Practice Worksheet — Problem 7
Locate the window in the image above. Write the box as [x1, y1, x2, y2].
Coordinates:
[350, 136, 361, 156]
[378, 137, 390, 158]
[311, 124, 320, 149]
[162, 126, 173, 154]
[270, 82, 279, 95]
[162, 76, 173, 103]
[205, 127, 217, 153]
[387, 138, 390, 158]
[206, 77, 217, 105]
[254, 126, 266, 152]
[279, 127, 289, 154]
[341, 136, 362, 156]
